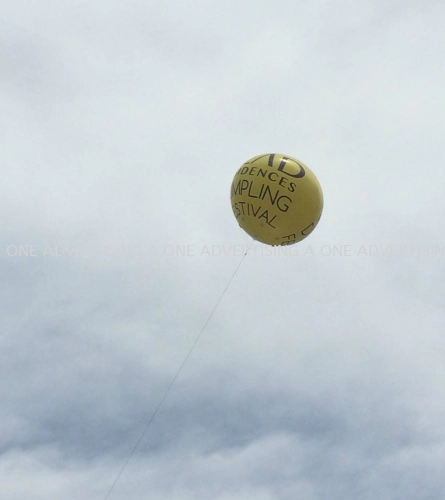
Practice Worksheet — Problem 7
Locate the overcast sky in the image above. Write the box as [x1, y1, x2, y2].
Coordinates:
[1, 1, 445, 499]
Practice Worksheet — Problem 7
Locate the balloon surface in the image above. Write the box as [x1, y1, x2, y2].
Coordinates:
[230, 153, 323, 246]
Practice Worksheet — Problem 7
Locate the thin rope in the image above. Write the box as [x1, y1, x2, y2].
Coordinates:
[103, 239, 254, 499]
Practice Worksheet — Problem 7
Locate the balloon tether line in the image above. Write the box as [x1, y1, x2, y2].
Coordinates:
[103, 238, 254, 499]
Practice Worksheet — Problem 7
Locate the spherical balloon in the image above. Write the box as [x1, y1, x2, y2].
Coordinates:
[230, 153, 323, 246]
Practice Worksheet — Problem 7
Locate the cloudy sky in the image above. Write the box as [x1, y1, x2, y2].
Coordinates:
[1, 1, 445, 499]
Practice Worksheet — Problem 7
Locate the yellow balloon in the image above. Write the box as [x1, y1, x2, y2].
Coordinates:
[230, 153, 323, 246]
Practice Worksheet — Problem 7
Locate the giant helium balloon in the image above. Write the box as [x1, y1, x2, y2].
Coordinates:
[230, 153, 323, 246]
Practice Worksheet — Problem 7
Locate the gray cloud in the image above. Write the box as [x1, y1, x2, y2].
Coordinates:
[1, 0, 445, 499]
